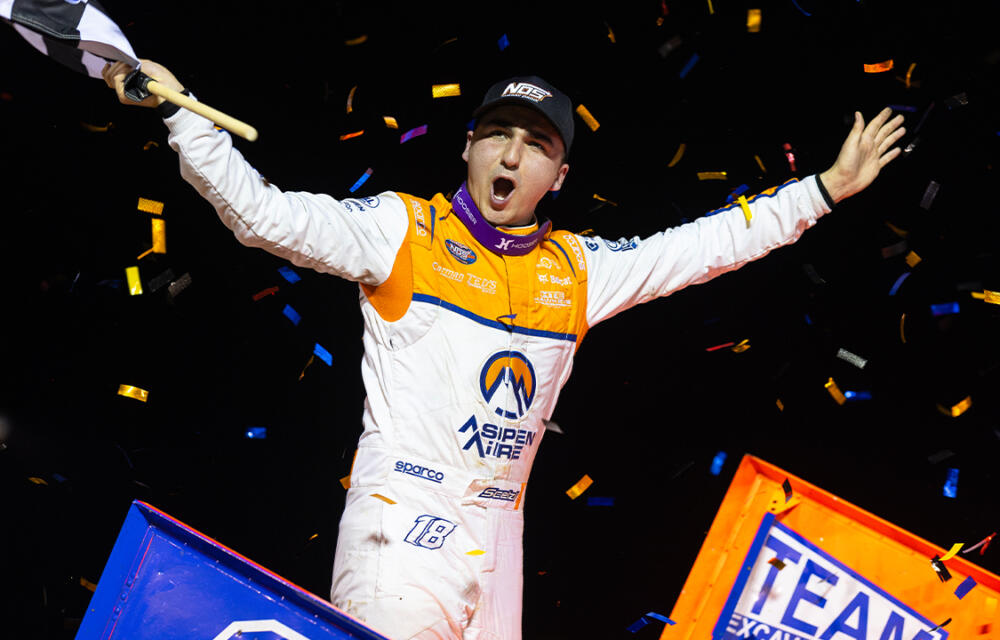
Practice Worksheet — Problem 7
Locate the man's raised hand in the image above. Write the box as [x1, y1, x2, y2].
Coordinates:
[819, 107, 906, 204]
[102, 59, 185, 108]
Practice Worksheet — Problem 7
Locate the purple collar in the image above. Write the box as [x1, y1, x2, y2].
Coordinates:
[450, 182, 551, 256]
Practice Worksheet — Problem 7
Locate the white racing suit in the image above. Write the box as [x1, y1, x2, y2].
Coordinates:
[165, 105, 832, 639]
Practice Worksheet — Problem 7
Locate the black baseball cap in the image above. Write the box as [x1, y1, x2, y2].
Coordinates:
[472, 76, 575, 153]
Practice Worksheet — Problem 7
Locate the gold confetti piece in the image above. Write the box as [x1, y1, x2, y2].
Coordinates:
[900, 313, 907, 343]
[383, 116, 398, 129]
[940, 543, 964, 562]
[432, 83, 461, 98]
[466, 549, 486, 556]
[371, 493, 396, 504]
[117, 384, 149, 403]
[307, 533, 319, 542]
[825, 377, 846, 405]
[731, 338, 750, 353]
[885, 221, 909, 238]
[298, 354, 316, 381]
[346, 85, 357, 114]
[136, 248, 154, 260]
[339, 474, 351, 490]
[566, 474, 593, 500]
[737, 195, 752, 227]
[747, 9, 761, 32]
[776, 398, 785, 412]
[579, 228, 595, 235]
[80, 121, 112, 133]
[904, 250, 921, 267]
[905, 62, 916, 89]
[142, 141, 159, 150]
[604, 21, 616, 43]
[697, 171, 727, 181]
[28, 477, 48, 485]
[592, 193, 618, 206]
[864, 59, 894, 73]
[937, 396, 972, 418]
[754, 154, 767, 173]
[152, 219, 166, 254]
[137, 197, 164, 215]
[344, 34, 368, 46]
[340, 130, 364, 141]
[79, 577, 97, 592]
[971, 291, 985, 300]
[125, 266, 143, 296]
[575, 104, 600, 131]
[667, 143, 686, 168]
[984, 290, 1000, 305]
[706, 0, 715, 15]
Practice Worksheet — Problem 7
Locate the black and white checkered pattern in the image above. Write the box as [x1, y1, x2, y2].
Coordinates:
[1, 0, 138, 78]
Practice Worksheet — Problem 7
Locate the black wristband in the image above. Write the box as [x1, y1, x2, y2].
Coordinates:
[157, 89, 191, 119]
[815, 174, 836, 209]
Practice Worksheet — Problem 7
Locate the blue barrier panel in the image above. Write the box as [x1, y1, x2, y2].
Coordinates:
[77, 500, 389, 640]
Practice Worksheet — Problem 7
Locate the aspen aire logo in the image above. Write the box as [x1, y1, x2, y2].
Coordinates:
[715, 520, 947, 640]
[501, 82, 552, 103]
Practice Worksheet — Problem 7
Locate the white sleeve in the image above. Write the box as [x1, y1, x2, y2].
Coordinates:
[584, 176, 832, 327]
[164, 104, 407, 286]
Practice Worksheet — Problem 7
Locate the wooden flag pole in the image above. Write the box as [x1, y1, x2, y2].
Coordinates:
[147, 80, 258, 142]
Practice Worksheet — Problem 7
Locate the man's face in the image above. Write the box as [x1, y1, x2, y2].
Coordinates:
[462, 104, 570, 227]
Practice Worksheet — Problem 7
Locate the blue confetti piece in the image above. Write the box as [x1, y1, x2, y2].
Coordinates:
[804, 313, 813, 325]
[628, 612, 676, 633]
[587, 496, 615, 506]
[313, 342, 333, 366]
[646, 613, 675, 625]
[790, 0, 813, 16]
[943, 468, 959, 498]
[887, 104, 918, 113]
[466, 118, 477, 131]
[679, 53, 700, 79]
[498, 33, 510, 51]
[349, 168, 373, 193]
[931, 302, 960, 317]
[246, 426, 267, 439]
[844, 390, 872, 401]
[954, 575, 977, 599]
[278, 266, 301, 283]
[283, 304, 301, 326]
[726, 184, 750, 203]
[51, 473, 68, 483]
[888, 271, 911, 296]
[710, 451, 727, 476]
[400, 124, 428, 144]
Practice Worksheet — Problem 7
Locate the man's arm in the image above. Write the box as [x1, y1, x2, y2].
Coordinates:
[102, 60, 408, 286]
[583, 109, 905, 327]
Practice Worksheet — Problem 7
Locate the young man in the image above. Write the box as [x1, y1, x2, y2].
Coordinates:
[104, 60, 904, 639]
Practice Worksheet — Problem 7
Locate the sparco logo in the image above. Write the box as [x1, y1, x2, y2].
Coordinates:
[502, 82, 553, 103]
[394, 460, 444, 484]
[446, 239, 477, 264]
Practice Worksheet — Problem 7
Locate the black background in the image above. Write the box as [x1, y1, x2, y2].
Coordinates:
[2, 0, 999, 637]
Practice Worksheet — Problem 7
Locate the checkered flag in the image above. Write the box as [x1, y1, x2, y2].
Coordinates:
[1, 0, 138, 78]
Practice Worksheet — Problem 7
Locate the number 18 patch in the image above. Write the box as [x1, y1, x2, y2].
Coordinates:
[404, 515, 456, 550]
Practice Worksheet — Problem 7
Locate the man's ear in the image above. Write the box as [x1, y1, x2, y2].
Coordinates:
[550, 163, 570, 191]
[461, 130, 473, 162]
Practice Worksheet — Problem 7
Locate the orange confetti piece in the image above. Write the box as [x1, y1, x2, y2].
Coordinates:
[371, 493, 396, 504]
[605, 21, 616, 43]
[592, 193, 618, 206]
[152, 219, 166, 254]
[383, 116, 399, 129]
[339, 475, 351, 490]
[339, 130, 365, 141]
[900, 313, 907, 343]
[137, 197, 164, 215]
[905, 250, 922, 267]
[731, 338, 751, 353]
[344, 34, 368, 46]
[937, 396, 972, 418]
[864, 59, 894, 73]
[142, 141, 159, 150]
[747, 9, 761, 32]
[905, 62, 916, 88]
[117, 384, 149, 403]
[885, 221, 909, 238]
[136, 248, 154, 260]
[697, 171, 727, 181]
[566, 474, 593, 500]
[667, 143, 686, 168]
[28, 477, 48, 485]
[432, 83, 461, 98]
[754, 154, 767, 173]
[575, 104, 600, 131]
[79, 577, 97, 592]
[776, 398, 785, 412]
[825, 377, 846, 405]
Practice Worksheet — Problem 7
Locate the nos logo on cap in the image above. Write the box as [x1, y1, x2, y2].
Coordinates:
[502, 82, 552, 103]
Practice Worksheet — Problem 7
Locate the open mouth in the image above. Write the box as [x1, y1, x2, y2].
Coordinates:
[491, 177, 515, 205]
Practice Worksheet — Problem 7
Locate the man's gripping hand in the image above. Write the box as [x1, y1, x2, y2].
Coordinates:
[819, 107, 906, 204]
[102, 59, 185, 108]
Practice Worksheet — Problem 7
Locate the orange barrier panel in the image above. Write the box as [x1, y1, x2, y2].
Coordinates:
[666, 455, 999, 640]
